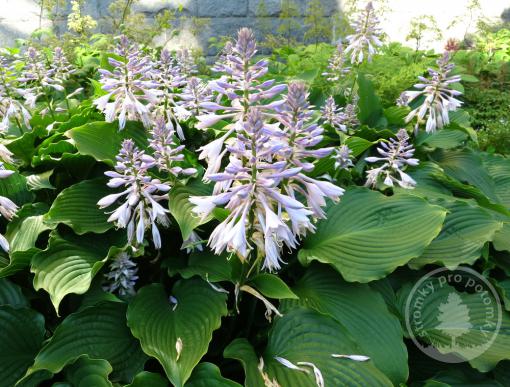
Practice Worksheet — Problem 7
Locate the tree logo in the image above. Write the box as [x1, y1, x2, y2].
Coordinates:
[404, 267, 502, 363]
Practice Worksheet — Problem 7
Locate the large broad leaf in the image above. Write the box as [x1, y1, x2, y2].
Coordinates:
[298, 187, 446, 282]
[168, 180, 214, 241]
[223, 339, 265, 387]
[0, 278, 28, 308]
[66, 121, 148, 166]
[432, 149, 498, 203]
[24, 301, 146, 383]
[0, 306, 45, 386]
[186, 363, 241, 387]
[281, 265, 408, 384]
[61, 356, 113, 387]
[1, 203, 53, 278]
[228, 308, 392, 386]
[31, 230, 125, 313]
[357, 73, 384, 128]
[44, 178, 113, 234]
[410, 200, 503, 269]
[416, 129, 468, 150]
[166, 251, 239, 283]
[397, 278, 510, 372]
[126, 371, 169, 387]
[0, 170, 33, 206]
[127, 280, 228, 387]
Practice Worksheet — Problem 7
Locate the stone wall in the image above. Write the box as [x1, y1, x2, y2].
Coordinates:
[0, 0, 509, 53]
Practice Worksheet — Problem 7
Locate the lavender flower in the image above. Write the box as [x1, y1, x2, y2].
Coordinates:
[194, 28, 286, 180]
[190, 31, 344, 272]
[20, 47, 64, 93]
[403, 52, 462, 133]
[97, 139, 170, 249]
[151, 49, 188, 140]
[334, 145, 354, 170]
[177, 77, 213, 117]
[50, 47, 76, 84]
[212, 41, 234, 73]
[396, 92, 409, 107]
[365, 129, 419, 189]
[195, 28, 286, 134]
[103, 252, 138, 296]
[181, 231, 204, 253]
[175, 48, 197, 77]
[0, 54, 32, 132]
[322, 42, 351, 81]
[0, 162, 17, 252]
[321, 96, 347, 132]
[277, 82, 344, 219]
[149, 116, 197, 177]
[93, 36, 161, 130]
[321, 96, 359, 132]
[345, 2, 383, 64]
[191, 109, 313, 272]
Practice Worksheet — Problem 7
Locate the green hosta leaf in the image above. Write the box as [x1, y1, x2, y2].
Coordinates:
[482, 153, 510, 208]
[127, 280, 228, 387]
[357, 73, 384, 128]
[166, 251, 239, 283]
[384, 106, 408, 126]
[495, 279, 510, 312]
[44, 178, 113, 234]
[1, 203, 53, 278]
[5, 203, 51, 253]
[126, 371, 169, 387]
[168, 180, 213, 241]
[0, 170, 33, 206]
[261, 308, 392, 386]
[298, 187, 446, 282]
[249, 274, 298, 300]
[281, 265, 408, 384]
[62, 356, 113, 387]
[344, 136, 375, 157]
[417, 129, 468, 150]
[66, 121, 148, 166]
[423, 368, 502, 387]
[223, 339, 265, 387]
[433, 149, 498, 203]
[26, 170, 55, 190]
[186, 363, 241, 387]
[24, 302, 146, 383]
[397, 278, 510, 372]
[410, 200, 503, 269]
[31, 230, 125, 313]
[0, 279, 28, 308]
[0, 306, 45, 386]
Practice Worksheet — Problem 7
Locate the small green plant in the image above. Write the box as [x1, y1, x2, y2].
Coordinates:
[406, 15, 443, 54]
[277, 0, 301, 46]
[304, 0, 331, 45]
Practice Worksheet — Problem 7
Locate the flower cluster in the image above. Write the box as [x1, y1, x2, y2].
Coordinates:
[0, 162, 17, 252]
[321, 96, 359, 132]
[0, 54, 32, 132]
[177, 77, 212, 117]
[322, 42, 351, 81]
[93, 36, 161, 130]
[149, 116, 197, 177]
[151, 49, 189, 140]
[334, 145, 354, 171]
[103, 252, 139, 296]
[190, 29, 343, 272]
[67, 0, 97, 35]
[402, 52, 463, 133]
[97, 139, 170, 249]
[365, 129, 419, 189]
[345, 2, 383, 64]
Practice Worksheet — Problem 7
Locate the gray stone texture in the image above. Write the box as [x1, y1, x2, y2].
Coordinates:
[0, 0, 341, 51]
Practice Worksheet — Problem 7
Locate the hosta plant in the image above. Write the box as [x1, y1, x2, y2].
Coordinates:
[0, 21, 509, 387]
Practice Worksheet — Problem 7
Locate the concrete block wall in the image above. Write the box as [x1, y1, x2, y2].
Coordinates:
[0, 0, 509, 53]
